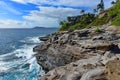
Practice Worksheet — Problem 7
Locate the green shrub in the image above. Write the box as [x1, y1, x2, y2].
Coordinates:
[59, 13, 96, 31]
[95, 27, 100, 32]
[59, 0, 120, 31]
[59, 22, 69, 31]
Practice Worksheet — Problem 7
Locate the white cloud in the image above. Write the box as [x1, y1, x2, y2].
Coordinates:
[0, 19, 31, 28]
[23, 6, 80, 27]
[11, 0, 115, 8]
[11, 0, 27, 4]
[3, 0, 115, 28]
[24, 6, 80, 20]
[0, 6, 80, 28]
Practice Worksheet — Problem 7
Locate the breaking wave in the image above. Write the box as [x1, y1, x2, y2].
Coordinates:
[0, 37, 44, 80]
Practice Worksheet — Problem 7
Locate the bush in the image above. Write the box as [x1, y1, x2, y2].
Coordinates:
[59, 22, 69, 31]
[95, 27, 100, 32]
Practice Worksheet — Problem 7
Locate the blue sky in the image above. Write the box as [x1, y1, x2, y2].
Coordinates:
[0, 0, 115, 28]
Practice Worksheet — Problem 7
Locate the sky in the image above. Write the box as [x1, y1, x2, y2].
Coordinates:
[0, 0, 115, 28]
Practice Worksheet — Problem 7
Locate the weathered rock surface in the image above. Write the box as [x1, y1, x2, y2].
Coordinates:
[40, 55, 106, 80]
[105, 60, 120, 80]
[34, 26, 120, 80]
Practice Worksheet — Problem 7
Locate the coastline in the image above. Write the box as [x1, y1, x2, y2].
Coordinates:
[34, 26, 120, 80]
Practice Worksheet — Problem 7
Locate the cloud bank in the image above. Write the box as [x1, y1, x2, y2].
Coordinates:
[0, 0, 115, 28]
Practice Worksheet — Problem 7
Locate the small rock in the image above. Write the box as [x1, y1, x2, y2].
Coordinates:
[92, 36, 103, 40]
[39, 37, 49, 41]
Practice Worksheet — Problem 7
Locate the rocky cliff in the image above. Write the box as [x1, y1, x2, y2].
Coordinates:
[34, 26, 120, 80]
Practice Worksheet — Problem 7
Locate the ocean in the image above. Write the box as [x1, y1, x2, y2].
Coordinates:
[0, 28, 58, 80]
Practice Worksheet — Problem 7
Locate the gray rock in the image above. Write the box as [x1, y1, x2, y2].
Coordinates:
[34, 26, 120, 80]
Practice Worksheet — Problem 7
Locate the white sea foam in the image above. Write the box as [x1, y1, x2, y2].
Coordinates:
[15, 44, 35, 59]
[0, 44, 36, 72]
[20, 37, 42, 44]
[0, 36, 44, 79]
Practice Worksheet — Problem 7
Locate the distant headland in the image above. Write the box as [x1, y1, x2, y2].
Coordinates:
[33, 26, 58, 29]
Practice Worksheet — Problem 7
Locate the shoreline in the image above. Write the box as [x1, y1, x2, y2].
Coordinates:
[34, 26, 120, 80]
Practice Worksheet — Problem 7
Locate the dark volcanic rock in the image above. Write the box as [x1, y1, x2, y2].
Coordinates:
[39, 37, 49, 41]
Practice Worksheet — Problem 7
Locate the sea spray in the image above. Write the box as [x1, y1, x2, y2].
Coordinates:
[0, 37, 45, 80]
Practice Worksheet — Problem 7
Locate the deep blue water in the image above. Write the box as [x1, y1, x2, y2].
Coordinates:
[0, 28, 58, 80]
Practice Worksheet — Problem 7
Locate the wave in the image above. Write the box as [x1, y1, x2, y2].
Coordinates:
[20, 37, 42, 44]
[0, 37, 44, 80]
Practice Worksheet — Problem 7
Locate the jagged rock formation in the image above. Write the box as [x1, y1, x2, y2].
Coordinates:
[34, 26, 120, 80]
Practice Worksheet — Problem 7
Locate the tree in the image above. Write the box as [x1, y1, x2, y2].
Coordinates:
[67, 16, 72, 22]
[67, 16, 77, 25]
[80, 10, 85, 15]
[111, 1, 115, 5]
[100, 0, 104, 11]
[60, 21, 64, 25]
[93, 9, 98, 15]
[97, 0, 105, 13]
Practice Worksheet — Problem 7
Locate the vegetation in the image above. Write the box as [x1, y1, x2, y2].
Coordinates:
[97, 0, 105, 12]
[92, 0, 120, 26]
[95, 27, 100, 32]
[59, 13, 96, 30]
[59, 0, 120, 31]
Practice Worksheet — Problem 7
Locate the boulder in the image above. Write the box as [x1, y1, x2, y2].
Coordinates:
[39, 37, 49, 41]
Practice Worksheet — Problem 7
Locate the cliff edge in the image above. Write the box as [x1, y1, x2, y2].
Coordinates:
[34, 26, 120, 80]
